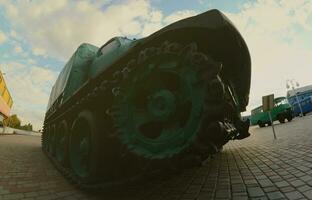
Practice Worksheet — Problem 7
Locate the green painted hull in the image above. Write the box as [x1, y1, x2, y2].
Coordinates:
[42, 9, 251, 189]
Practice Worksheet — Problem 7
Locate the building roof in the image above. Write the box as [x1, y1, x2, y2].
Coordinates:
[287, 84, 312, 97]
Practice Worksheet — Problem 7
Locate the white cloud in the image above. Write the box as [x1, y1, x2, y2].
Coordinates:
[32, 47, 46, 56]
[14, 45, 23, 53]
[140, 10, 164, 36]
[10, 30, 17, 38]
[0, 0, 153, 60]
[0, 0, 200, 60]
[139, 9, 199, 36]
[30, 66, 56, 85]
[9, 29, 24, 42]
[0, 30, 7, 44]
[164, 10, 198, 24]
[0, 62, 57, 130]
[225, 0, 312, 114]
[140, 21, 163, 37]
[27, 59, 36, 64]
[150, 10, 163, 22]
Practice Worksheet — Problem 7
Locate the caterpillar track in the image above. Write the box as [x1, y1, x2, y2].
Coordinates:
[42, 9, 251, 191]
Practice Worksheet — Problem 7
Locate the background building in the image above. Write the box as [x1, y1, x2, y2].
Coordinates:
[287, 84, 312, 116]
[0, 71, 13, 120]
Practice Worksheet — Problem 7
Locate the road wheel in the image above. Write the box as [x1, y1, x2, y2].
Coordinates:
[69, 110, 100, 183]
[112, 42, 222, 160]
[286, 115, 293, 122]
[278, 115, 285, 123]
[55, 120, 69, 166]
[258, 121, 265, 128]
[42, 127, 49, 151]
[48, 125, 56, 155]
[267, 121, 272, 126]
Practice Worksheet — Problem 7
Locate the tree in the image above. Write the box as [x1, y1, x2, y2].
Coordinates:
[3, 114, 21, 128]
[20, 123, 33, 131]
[2, 114, 33, 131]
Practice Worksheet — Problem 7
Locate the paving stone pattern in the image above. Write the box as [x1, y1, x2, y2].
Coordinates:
[1, 115, 312, 199]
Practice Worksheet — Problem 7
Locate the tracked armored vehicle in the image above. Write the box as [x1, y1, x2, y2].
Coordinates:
[42, 9, 251, 189]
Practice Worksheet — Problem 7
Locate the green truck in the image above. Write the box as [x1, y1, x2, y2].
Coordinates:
[250, 97, 293, 127]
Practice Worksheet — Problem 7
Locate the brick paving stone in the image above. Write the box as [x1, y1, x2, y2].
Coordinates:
[285, 191, 305, 199]
[258, 179, 274, 187]
[274, 181, 290, 188]
[247, 187, 265, 197]
[35, 195, 58, 200]
[231, 179, 244, 184]
[163, 195, 180, 200]
[1, 193, 24, 200]
[232, 184, 247, 193]
[263, 186, 279, 193]
[232, 192, 248, 197]
[294, 172, 307, 178]
[232, 196, 248, 200]
[181, 193, 197, 199]
[267, 191, 285, 200]
[297, 185, 312, 193]
[303, 189, 312, 199]
[271, 176, 284, 182]
[297, 166, 311, 172]
[62, 197, 78, 200]
[0, 188, 10, 195]
[257, 175, 268, 180]
[192, 178, 205, 185]
[282, 174, 294, 179]
[186, 185, 201, 194]
[245, 179, 258, 185]
[290, 180, 306, 187]
[196, 192, 214, 200]
[215, 189, 230, 198]
[280, 186, 296, 193]
[250, 197, 268, 200]
[300, 175, 312, 182]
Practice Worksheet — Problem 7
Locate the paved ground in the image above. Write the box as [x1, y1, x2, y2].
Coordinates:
[1, 116, 312, 200]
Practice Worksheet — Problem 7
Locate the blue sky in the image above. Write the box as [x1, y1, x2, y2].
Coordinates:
[0, 0, 312, 129]
[152, 0, 252, 14]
